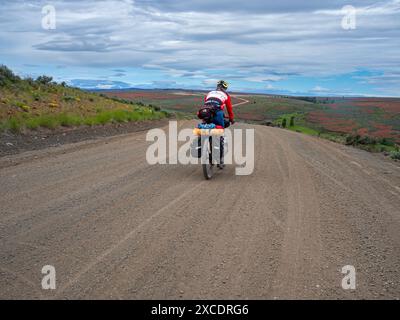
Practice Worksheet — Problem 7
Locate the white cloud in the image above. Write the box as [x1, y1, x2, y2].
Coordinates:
[266, 84, 274, 89]
[311, 86, 330, 92]
[244, 76, 283, 82]
[96, 84, 114, 89]
[0, 0, 399, 94]
[202, 79, 220, 87]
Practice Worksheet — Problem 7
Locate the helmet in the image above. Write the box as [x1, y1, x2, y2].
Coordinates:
[217, 80, 229, 90]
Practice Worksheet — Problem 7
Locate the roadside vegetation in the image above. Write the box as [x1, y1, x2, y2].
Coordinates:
[274, 113, 399, 155]
[390, 151, 400, 160]
[0, 65, 169, 133]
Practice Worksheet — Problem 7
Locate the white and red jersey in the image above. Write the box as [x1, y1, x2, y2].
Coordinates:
[204, 90, 234, 121]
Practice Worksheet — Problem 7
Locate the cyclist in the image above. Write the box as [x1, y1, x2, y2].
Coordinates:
[204, 80, 235, 169]
[204, 80, 235, 128]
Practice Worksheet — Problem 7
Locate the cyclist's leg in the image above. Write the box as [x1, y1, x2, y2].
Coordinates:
[212, 110, 225, 127]
[212, 110, 225, 166]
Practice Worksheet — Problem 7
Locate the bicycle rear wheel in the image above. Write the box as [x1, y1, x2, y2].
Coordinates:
[202, 137, 214, 180]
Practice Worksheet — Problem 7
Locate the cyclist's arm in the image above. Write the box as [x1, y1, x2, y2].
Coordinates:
[226, 95, 234, 122]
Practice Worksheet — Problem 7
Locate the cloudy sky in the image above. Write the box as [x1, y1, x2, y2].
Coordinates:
[1, 0, 399, 96]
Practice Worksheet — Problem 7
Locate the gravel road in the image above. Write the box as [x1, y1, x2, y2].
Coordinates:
[0, 121, 399, 299]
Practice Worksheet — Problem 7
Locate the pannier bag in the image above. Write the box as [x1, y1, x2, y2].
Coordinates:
[190, 137, 202, 158]
[190, 135, 227, 159]
[198, 123, 216, 129]
[197, 107, 214, 123]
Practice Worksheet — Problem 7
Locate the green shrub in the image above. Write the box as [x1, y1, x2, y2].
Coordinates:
[25, 77, 36, 86]
[58, 113, 82, 127]
[379, 138, 395, 147]
[25, 118, 43, 130]
[345, 134, 361, 145]
[37, 116, 58, 129]
[0, 65, 20, 86]
[290, 116, 295, 127]
[8, 118, 22, 132]
[36, 75, 53, 85]
[358, 135, 377, 145]
[62, 95, 76, 102]
[95, 112, 113, 125]
[346, 134, 389, 147]
[390, 151, 400, 160]
[162, 110, 172, 118]
[32, 92, 42, 101]
[148, 104, 161, 111]
[83, 117, 97, 126]
[112, 110, 129, 123]
[0, 117, 23, 132]
[0, 121, 6, 131]
[127, 112, 140, 121]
